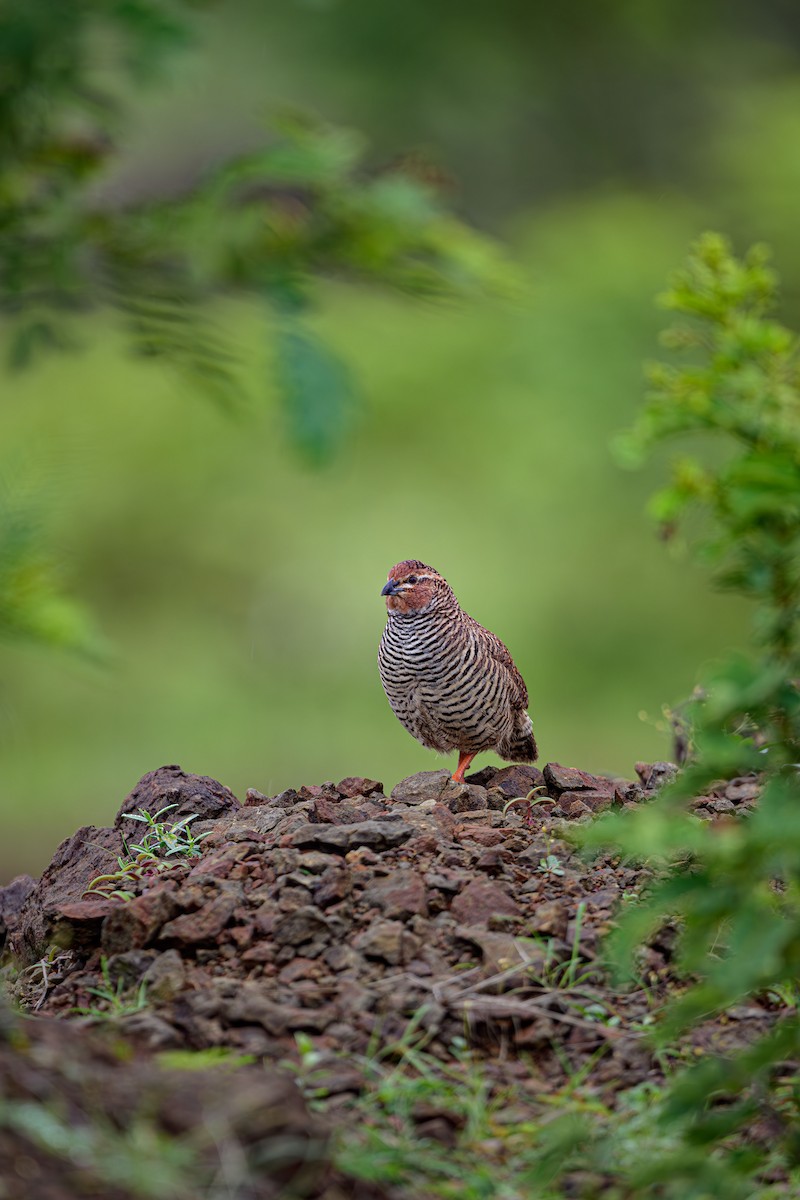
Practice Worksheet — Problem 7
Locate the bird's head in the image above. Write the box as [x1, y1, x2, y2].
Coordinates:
[381, 560, 450, 615]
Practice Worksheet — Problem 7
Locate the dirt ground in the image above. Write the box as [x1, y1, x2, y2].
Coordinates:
[0, 760, 776, 1198]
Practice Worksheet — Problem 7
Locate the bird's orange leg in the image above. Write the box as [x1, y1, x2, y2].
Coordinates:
[452, 751, 476, 784]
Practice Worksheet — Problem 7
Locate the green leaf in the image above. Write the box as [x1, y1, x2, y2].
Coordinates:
[274, 317, 358, 465]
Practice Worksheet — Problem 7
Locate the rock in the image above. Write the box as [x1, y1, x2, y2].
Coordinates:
[446, 784, 488, 813]
[456, 928, 546, 976]
[337, 776, 384, 798]
[458, 825, 506, 847]
[311, 797, 379, 825]
[115, 765, 240, 827]
[481, 765, 546, 799]
[464, 765, 499, 787]
[220, 983, 336, 1034]
[725, 778, 760, 803]
[614, 779, 644, 805]
[313, 867, 352, 908]
[290, 820, 414, 854]
[635, 762, 679, 791]
[558, 790, 614, 815]
[364, 869, 428, 919]
[324, 943, 362, 972]
[297, 851, 343, 874]
[273, 906, 330, 947]
[556, 794, 592, 818]
[101, 888, 181, 954]
[432, 803, 456, 839]
[52, 898, 120, 953]
[354, 919, 417, 965]
[390, 770, 452, 805]
[544, 763, 615, 795]
[243, 787, 270, 806]
[119, 1009, 186, 1049]
[473, 848, 508, 873]
[527, 899, 569, 940]
[141, 949, 186, 1001]
[159, 892, 239, 947]
[213, 808, 283, 838]
[0, 875, 36, 925]
[450, 878, 521, 927]
[15, 824, 123, 963]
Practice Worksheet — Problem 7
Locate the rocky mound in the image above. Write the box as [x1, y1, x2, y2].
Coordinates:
[0, 761, 772, 1198]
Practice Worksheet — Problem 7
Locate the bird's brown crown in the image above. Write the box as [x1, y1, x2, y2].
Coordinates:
[382, 560, 453, 615]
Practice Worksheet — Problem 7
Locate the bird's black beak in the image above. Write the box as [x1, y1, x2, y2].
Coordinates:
[381, 579, 402, 596]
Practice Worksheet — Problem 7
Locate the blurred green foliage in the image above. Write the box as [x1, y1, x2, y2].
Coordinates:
[585, 236, 800, 1191]
[0, 0, 517, 651]
[5, 0, 800, 881]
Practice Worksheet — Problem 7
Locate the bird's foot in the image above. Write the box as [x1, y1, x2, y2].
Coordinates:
[452, 751, 476, 785]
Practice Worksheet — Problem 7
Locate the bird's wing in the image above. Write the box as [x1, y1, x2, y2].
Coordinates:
[468, 617, 529, 710]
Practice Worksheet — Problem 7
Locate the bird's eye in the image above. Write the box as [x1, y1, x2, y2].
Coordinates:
[407, 574, 418, 584]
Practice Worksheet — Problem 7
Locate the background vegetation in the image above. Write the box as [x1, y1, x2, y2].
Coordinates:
[5, 0, 800, 880]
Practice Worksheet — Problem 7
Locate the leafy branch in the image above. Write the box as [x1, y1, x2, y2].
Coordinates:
[587, 233, 800, 1185]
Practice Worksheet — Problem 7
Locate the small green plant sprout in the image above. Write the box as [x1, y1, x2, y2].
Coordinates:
[71, 956, 148, 1022]
[83, 806, 209, 901]
[502, 787, 556, 823]
[122, 804, 210, 858]
[537, 853, 565, 877]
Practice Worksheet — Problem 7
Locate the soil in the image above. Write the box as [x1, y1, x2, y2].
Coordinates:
[0, 760, 776, 1198]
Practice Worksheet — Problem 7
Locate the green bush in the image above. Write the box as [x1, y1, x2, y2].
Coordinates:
[586, 233, 800, 1188]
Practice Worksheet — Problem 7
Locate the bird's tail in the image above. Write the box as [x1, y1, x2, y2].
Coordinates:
[499, 712, 538, 763]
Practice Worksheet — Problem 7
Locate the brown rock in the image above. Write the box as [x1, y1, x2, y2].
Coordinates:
[243, 787, 270, 806]
[527, 899, 569, 940]
[101, 888, 180, 954]
[390, 770, 452, 805]
[290, 819, 414, 854]
[458, 826, 506, 847]
[115, 765, 239, 827]
[311, 797, 378, 825]
[53, 899, 119, 954]
[559, 790, 614, 815]
[15, 823, 123, 963]
[364, 869, 428, 919]
[450, 878, 520, 927]
[220, 983, 335, 1034]
[141, 949, 186, 1001]
[432, 803, 456, 839]
[159, 893, 238, 947]
[273, 906, 330, 947]
[0, 875, 36, 925]
[556, 794, 592, 818]
[337, 776, 384, 798]
[474, 848, 508, 873]
[482, 765, 546, 799]
[313, 868, 352, 908]
[354, 919, 418, 965]
[297, 851, 343, 874]
[296, 783, 340, 802]
[324, 943, 361, 972]
[446, 784, 488, 813]
[635, 762, 679, 791]
[456, 927, 548, 976]
[544, 763, 615, 795]
[725, 778, 760, 803]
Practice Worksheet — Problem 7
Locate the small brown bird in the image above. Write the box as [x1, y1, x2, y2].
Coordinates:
[378, 560, 537, 782]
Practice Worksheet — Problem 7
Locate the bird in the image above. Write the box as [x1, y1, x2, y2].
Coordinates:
[378, 560, 537, 783]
